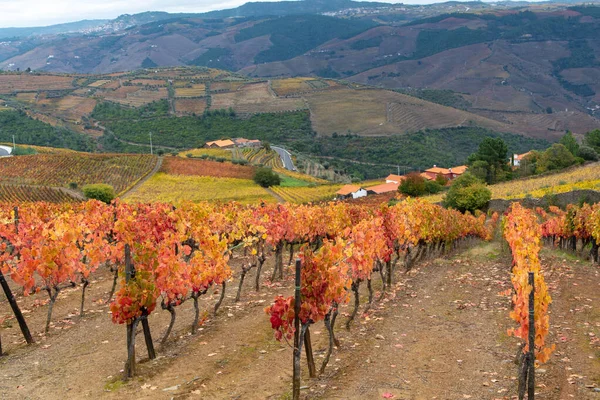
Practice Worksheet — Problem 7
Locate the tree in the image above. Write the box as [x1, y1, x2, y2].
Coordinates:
[559, 131, 579, 156]
[536, 144, 576, 173]
[253, 167, 281, 187]
[83, 184, 116, 203]
[443, 172, 491, 213]
[467, 137, 509, 184]
[584, 129, 600, 153]
[398, 172, 426, 197]
[469, 160, 489, 182]
[578, 145, 598, 161]
[435, 173, 449, 186]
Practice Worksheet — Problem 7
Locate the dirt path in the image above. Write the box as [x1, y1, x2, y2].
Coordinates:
[265, 187, 285, 203]
[0, 242, 598, 399]
[120, 156, 163, 198]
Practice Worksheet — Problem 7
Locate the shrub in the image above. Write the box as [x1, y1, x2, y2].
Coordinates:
[253, 167, 281, 187]
[399, 172, 426, 196]
[443, 172, 491, 213]
[578, 145, 598, 161]
[12, 146, 37, 156]
[425, 179, 443, 194]
[69, 182, 78, 190]
[82, 184, 116, 204]
[536, 143, 576, 173]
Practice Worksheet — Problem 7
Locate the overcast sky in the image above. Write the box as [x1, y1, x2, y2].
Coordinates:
[0, 0, 478, 28]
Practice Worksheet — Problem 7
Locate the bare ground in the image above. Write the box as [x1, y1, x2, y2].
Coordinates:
[0, 241, 599, 400]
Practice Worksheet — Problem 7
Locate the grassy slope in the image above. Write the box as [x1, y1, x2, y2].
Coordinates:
[124, 173, 276, 204]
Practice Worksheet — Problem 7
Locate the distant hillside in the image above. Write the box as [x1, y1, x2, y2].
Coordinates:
[0, 67, 557, 180]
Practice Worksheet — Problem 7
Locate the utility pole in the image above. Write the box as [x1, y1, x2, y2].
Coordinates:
[397, 165, 400, 175]
[149, 132, 153, 155]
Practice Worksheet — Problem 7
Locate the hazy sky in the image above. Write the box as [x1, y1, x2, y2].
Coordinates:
[0, 0, 470, 28]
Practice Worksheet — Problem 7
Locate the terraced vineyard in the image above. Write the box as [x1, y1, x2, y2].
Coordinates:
[100, 87, 169, 107]
[211, 81, 245, 92]
[175, 84, 206, 98]
[0, 74, 74, 93]
[242, 148, 284, 168]
[271, 184, 342, 204]
[38, 95, 97, 122]
[0, 185, 81, 202]
[174, 98, 207, 115]
[88, 80, 111, 88]
[211, 82, 306, 114]
[124, 173, 275, 204]
[274, 167, 330, 184]
[0, 154, 158, 195]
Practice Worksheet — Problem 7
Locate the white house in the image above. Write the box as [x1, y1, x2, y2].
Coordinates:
[336, 184, 367, 200]
[513, 151, 532, 167]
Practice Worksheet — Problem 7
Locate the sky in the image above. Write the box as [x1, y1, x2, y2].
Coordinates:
[0, 0, 478, 28]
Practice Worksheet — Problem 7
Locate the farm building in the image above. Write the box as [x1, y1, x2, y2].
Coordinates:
[204, 139, 235, 149]
[366, 182, 400, 195]
[450, 165, 468, 177]
[385, 174, 406, 184]
[0, 145, 13, 157]
[512, 152, 532, 167]
[422, 166, 454, 181]
[233, 138, 261, 148]
[422, 165, 468, 181]
[336, 185, 367, 200]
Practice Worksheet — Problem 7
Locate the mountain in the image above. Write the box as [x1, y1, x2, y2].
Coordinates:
[1, 2, 599, 144]
[200, 0, 395, 18]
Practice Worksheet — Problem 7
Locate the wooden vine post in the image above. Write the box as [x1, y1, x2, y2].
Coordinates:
[293, 258, 301, 400]
[124, 244, 137, 378]
[527, 272, 535, 399]
[0, 206, 34, 345]
[304, 327, 316, 378]
[0, 271, 34, 345]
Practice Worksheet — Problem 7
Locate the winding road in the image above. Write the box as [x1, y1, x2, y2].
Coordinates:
[271, 146, 296, 171]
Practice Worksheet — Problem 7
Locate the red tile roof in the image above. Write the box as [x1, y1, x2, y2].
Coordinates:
[366, 182, 399, 194]
[425, 167, 451, 175]
[385, 174, 405, 183]
[450, 165, 468, 175]
[205, 139, 235, 148]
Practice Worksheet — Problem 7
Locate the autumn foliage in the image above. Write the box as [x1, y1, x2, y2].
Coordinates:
[503, 203, 555, 363]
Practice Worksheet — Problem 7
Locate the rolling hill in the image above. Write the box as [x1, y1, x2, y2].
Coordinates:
[0, 66, 552, 179]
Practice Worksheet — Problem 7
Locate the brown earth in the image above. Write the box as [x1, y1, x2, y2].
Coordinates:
[0, 241, 598, 400]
